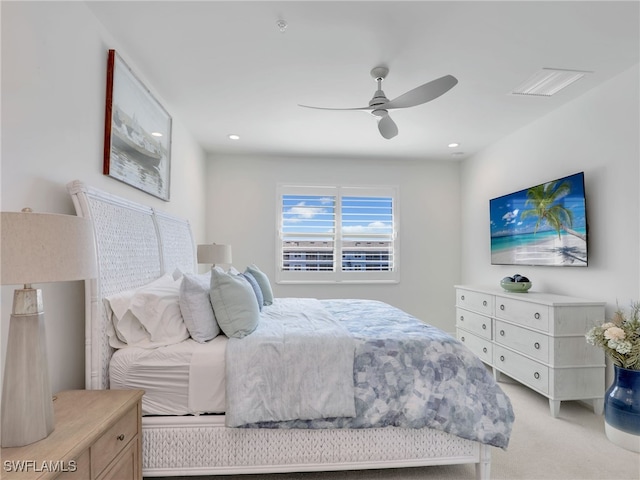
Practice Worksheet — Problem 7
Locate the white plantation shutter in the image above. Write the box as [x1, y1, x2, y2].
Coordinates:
[281, 191, 336, 272]
[277, 185, 399, 284]
[341, 194, 394, 272]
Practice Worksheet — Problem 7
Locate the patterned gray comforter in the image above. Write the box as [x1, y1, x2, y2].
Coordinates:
[241, 299, 514, 449]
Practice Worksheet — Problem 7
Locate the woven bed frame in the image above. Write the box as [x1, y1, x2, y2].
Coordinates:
[67, 180, 491, 478]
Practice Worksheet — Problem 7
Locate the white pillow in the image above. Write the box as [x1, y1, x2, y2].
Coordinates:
[105, 274, 189, 348]
[209, 268, 259, 338]
[104, 297, 148, 348]
[179, 271, 220, 343]
[172, 267, 184, 281]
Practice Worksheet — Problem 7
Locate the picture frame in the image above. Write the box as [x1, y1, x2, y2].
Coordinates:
[103, 49, 172, 201]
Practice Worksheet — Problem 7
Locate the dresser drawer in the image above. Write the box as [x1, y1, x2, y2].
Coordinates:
[98, 437, 138, 480]
[57, 449, 90, 479]
[457, 329, 492, 364]
[494, 345, 549, 394]
[456, 308, 492, 339]
[92, 404, 138, 475]
[495, 297, 549, 331]
[494, 320, 549, 363]
[456, 289, 493, 316]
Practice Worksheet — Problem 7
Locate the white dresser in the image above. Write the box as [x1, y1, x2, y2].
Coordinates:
[455, 285, 606, 417]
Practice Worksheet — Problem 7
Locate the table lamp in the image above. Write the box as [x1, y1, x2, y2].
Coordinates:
[1, 208, 96, 447]
[197, 243, 232, 267]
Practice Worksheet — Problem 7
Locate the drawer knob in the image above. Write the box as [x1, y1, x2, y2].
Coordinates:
[117, 433, 125, 442]
[500, 355, 505, 362]
[461, 295, 465, 301]
[482, 324, 487, 330]
[534, 342, 540, 349]
[534, 312, 540, 320]
[460, 315, 464, 321]
[534, 372, 540, 380]
[483, 300, 487, 307]
[500, 304, 505, 311]
[483, 347, 488, 353]
[461, 336, 465, 342]
[500, 330, 505, 336]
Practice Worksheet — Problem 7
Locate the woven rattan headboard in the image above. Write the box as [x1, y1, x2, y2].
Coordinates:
[67, 180, 196, 389]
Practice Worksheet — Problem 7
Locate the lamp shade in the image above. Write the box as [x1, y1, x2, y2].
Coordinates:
[1, 210, 97, 285]
[197, 243, 232, 265]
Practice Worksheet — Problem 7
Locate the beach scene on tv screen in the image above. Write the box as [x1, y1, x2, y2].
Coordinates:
[490, 173, 587, 266]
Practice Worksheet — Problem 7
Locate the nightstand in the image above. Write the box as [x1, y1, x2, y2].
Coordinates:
[1, 389, 143, 479]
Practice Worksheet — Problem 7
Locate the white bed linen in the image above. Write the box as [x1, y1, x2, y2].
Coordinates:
[225, 298, 356, 427]
[110, 336, 227, 415]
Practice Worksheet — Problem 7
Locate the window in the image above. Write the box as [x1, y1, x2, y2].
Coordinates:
[277, 185, 398, 283]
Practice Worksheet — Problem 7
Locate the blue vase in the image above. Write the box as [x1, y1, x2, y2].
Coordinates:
[604, 365, 640, 452]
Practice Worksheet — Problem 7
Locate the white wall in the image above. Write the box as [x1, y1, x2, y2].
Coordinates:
[460, 65, 640, 316]
[1, 2, 208, 393]
[205, 154, 461, 331]
[5, 2, 636, 401]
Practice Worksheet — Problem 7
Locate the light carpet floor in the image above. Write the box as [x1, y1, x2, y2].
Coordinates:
[146, 377, 639, 480]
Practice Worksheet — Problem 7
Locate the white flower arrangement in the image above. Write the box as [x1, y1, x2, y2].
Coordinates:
[586, 302, 640, 370]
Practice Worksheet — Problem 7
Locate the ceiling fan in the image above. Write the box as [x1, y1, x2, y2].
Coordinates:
[299, 67, 458, 140]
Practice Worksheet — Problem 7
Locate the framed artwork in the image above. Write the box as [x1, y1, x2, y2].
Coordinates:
[103, 49, 172, 201]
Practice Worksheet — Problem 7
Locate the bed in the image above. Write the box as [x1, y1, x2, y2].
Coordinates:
[67, 180, 513, 479]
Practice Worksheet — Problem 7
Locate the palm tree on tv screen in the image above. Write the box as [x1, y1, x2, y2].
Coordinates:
[520, 180, 587, 241]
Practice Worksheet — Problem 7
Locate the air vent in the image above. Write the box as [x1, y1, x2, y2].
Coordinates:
[511, 68, 590, 97]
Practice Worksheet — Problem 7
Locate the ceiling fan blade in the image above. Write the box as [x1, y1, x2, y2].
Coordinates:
[378, 114, 398, 139]
[298, 104, 372, 111]
[384, 74, 458, 109]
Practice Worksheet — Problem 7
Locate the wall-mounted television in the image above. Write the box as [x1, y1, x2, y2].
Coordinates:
[490, 172, 588, 267]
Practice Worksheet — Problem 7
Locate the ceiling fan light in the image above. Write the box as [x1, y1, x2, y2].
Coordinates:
[511, 68, 590, 97]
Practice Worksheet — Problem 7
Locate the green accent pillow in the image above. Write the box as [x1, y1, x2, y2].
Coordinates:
[246, 264, 274, 306]
[209, 268, 259, 338]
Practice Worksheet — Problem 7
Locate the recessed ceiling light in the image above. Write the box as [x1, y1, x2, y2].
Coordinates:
[151, 132, 163, 137]
[448, 143, 459, 148]
[511, 68, 591, 97]
[228, 134, 240, 140]
[276, 19, 288, 33]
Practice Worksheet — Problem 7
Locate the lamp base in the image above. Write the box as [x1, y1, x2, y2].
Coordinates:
[1, 310, 54, 447]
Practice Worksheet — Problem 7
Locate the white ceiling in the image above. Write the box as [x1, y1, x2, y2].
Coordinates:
[87, 1, 639, 161]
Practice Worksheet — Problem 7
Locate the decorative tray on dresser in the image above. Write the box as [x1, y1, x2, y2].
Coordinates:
[455, 285, 606, 417]
[1, 389, 143, 480]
